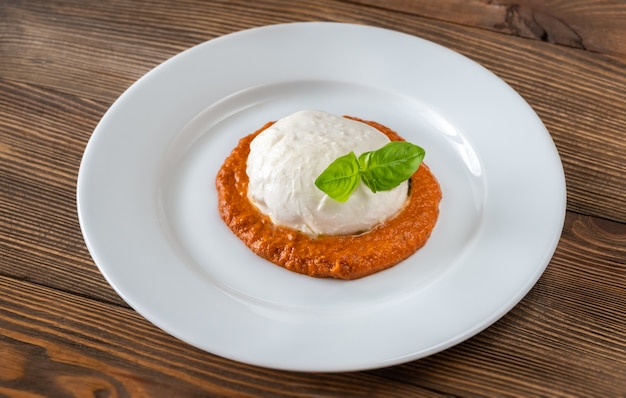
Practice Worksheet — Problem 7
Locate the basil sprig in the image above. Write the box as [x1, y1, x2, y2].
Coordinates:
[315, 141, 425, 202]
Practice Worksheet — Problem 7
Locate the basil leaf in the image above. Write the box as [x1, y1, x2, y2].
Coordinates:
[315, 141, 425, 201]
[358, 141, 425, 193]
[314, 151, 361, 202]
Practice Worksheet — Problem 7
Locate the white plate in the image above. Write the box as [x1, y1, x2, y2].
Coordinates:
[77, 22, 566, 372]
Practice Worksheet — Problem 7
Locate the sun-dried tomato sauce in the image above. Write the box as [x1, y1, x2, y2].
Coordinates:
[216, 117, 442, 279]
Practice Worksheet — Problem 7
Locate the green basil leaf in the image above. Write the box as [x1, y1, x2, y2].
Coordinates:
[314, 151, 361, 202]
[358, 141, 425, 193]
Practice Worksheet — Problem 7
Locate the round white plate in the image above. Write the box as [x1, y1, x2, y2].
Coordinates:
[77, 22, 566, 372]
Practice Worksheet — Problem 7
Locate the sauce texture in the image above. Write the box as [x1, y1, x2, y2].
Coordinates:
[216, 117, 442, 279]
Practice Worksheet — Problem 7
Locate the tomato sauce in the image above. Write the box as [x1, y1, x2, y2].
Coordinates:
[216, 117, 442, 279]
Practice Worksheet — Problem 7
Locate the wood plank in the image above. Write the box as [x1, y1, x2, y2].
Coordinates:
[0, 275, 445, 397]
[0, 79, 125, 306]
[0, 0, 293, 103]
[350, 0, 626, 57]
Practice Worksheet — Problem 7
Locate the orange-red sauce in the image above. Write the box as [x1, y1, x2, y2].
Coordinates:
[216, 117, 442, 279]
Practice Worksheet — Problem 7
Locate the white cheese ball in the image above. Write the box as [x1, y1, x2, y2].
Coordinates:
[246, 110, 408, 236]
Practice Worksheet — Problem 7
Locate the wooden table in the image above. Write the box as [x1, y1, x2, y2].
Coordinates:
[2, 0, 625, 396]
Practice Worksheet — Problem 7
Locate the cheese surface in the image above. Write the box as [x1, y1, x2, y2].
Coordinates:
[246, 110, 408, 236]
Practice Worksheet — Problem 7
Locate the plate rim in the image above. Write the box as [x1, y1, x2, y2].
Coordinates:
[77, 21, 566, 372]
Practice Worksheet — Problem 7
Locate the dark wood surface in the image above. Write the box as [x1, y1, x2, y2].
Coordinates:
[1, 0, 625, 396]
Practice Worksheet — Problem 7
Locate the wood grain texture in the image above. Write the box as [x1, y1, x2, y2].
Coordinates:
[349, 0, 626, 56]
[1, 0, 625, 223]
[0, 78, 126, 306]
[0, 275, 446, 397]
[1, 0, 625, 395]
[0, 212, 624, 396]
[1, 0, 624, 306]
[372, 213, 626, 397]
